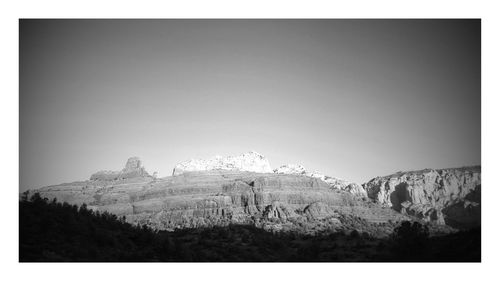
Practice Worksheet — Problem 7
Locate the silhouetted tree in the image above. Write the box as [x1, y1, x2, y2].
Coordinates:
[392, 221, 429, 259]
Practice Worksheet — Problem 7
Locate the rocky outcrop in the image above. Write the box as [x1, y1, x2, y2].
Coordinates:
[90, 157, 151, 181]
[274, 164, 366, 197]
[263, 201, 296, 220]
[343, 183, 367, 197]
[303, 202, 337, 220]
[121, 157, 150, 178]
[173, 151, 273, 176]
[362, 166, 481, 229]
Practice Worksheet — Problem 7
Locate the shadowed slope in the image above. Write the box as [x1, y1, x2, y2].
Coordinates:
[19, 195, 480, 262]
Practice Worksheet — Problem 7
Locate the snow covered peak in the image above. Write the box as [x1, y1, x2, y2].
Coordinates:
[172, 151, 273, 176]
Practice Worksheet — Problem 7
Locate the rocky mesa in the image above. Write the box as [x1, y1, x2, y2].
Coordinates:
[24, 154, 415, 237]
[22, 152, 479, 236]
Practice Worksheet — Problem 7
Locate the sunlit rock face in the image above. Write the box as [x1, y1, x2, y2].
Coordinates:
[362, 166, 481, 229]
[274, 164, 308, 175]
[90, 157, 151, 181]
[25, 155, 475, 236]
[24, 157, 415, 237]
[172, 151, 273, 176]
[274, 164, 367, 197]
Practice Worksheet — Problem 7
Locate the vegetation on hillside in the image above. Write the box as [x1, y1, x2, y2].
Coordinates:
[19, 193, 480, 262]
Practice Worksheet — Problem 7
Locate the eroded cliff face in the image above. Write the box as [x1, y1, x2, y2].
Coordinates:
[362, 166, 481, 229]
[274, 164, 367, 197]
[24, 155, 474, 236]
[25, 157, 415, 237]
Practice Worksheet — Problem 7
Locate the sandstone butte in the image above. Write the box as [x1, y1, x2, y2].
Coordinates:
[23, 152, 481, 236]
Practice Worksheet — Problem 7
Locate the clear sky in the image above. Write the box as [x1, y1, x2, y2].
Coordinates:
[20, 19, 481, 191]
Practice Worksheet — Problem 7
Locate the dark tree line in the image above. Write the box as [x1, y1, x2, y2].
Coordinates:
[19, 193, 480, 262]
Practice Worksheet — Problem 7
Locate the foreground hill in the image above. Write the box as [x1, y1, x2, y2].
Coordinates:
[19, 195, 480, 262]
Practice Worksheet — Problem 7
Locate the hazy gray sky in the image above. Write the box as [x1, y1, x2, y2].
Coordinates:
[20, 19, 480, 191]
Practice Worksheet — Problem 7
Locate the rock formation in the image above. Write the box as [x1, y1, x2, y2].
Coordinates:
[274, 164, 308, 175]
[173, 151, 273, 176]
[90, 157, 151, 181]
[23, 153, 476, 236]
[274, 164, 367, 197]
[362, 166, 481, 229]
[25, 156, 416, 237]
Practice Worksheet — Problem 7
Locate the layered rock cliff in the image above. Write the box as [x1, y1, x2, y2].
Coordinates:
[25, 156, 417, 237]
[274, 164, 366, 197]
[23, 154, 477, 235]
[362, 166, 481, 229]
[173, 151, 273, 176]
